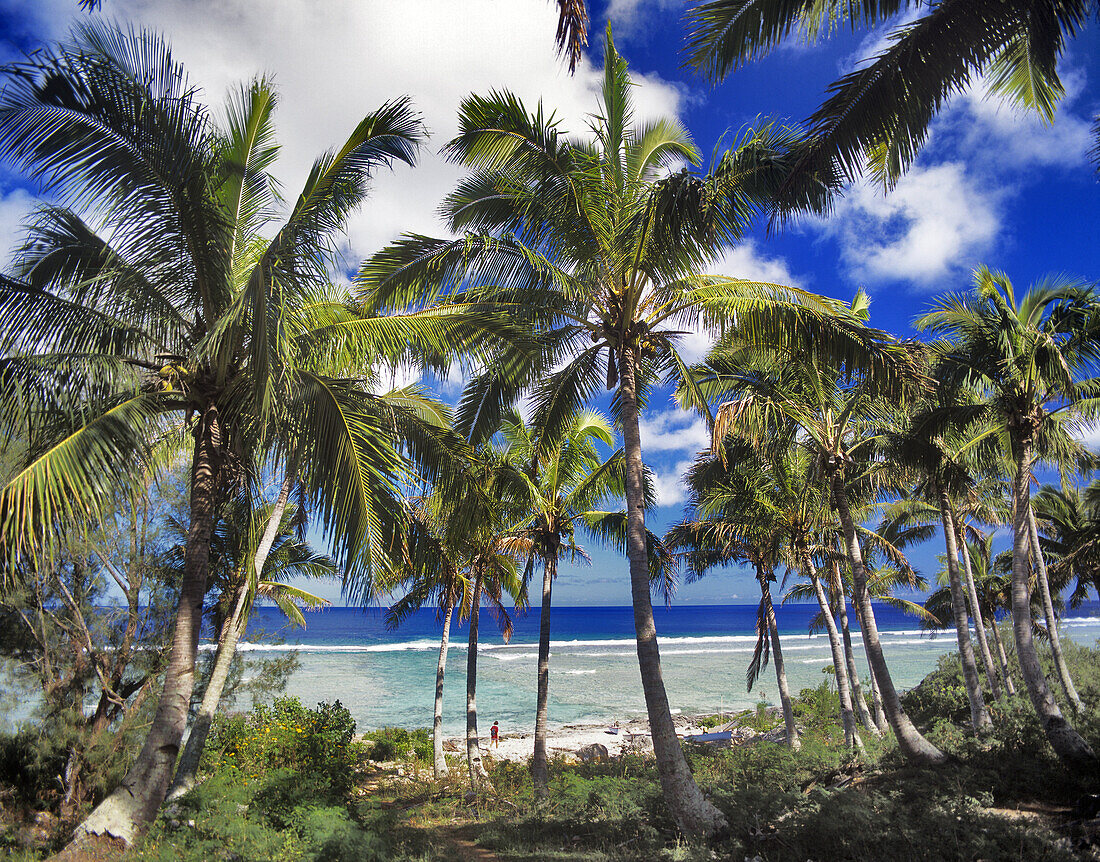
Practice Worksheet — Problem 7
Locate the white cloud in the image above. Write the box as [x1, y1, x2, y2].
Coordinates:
[638, 408, 710, 453]
[814, 12, 1095, 290]
[607, 0, 681, 39]
[650, 457, 694, 507]
[15, 0, 684, 270]
[949, 71, 1093, 173]
[0, 187, 36, 270]
[822, 163, 1001, 288]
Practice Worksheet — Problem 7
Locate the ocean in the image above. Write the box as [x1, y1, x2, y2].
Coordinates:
[236, 602, 1100, 736]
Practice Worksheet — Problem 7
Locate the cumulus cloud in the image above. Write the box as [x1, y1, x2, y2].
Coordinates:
[9, 0, 684, 272]
[0, 186, 39, 270]
[638, 408, 710, 454]
[649, 458, 694, 507]
[814, 9, 1095, 290]
[822, 164, 1001, 288]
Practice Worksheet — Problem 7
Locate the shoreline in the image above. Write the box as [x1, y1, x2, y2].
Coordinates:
[442, 712, 763, 764]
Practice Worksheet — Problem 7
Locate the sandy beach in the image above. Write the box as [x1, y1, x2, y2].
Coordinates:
[445, 714, 758, 764]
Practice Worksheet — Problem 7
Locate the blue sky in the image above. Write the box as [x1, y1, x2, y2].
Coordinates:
[2, 1, 1098, 607]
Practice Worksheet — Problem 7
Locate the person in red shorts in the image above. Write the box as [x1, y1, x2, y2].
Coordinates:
[490, 721, 499, 749]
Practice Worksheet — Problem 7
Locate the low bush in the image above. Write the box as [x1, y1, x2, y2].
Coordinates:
[361, 726, 432, 763]
[204, 697, 358, 797]
[137, 698, 379, 862]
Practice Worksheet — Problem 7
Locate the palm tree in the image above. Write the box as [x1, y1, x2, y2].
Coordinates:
[0, 24, 512, 845]
[917, 265, 1100, 770]
[499, 410, 629, 794]
[385, 496, 474, 780]
[686, 0, 1096, 193]
[669, 438, 810, 751]
[1034, 480, 1100, 608]
[445, 445, 530, 787]
[686, 302, 948, 765]
[359, 28, 908, 834]
[882, 410, 994, 732]
[166, 483, 334, 799]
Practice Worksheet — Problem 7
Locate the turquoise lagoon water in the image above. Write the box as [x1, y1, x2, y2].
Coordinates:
[238, 603, 1100, 736]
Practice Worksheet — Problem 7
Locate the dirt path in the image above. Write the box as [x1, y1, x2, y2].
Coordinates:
[445, 825, 501, 862]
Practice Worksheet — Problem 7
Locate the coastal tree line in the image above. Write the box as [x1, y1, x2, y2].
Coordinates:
[0, 2, 1097, 857]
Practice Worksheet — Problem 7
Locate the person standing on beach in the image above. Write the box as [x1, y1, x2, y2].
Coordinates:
[490, 721, 499, 749]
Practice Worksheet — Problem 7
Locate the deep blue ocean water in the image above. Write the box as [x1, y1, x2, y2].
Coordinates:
[233, 602, 1100, 736]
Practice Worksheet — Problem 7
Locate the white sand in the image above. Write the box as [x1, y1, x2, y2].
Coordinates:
[448, 716, 719, 764]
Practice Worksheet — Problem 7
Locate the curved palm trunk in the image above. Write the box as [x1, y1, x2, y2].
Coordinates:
[434, 599, 454, 779]
[760, 572, 799, 751]
[618, 347, 726, 838]
[75, 406, 222, 846]
[466, 567, 485, 788]
[957, 532, 1002, 699]
[937, 490, 991, 732]
[988, 616, 1016, 695]
[866, 659, 888, 732]
[168, 472, 295, 799]
[808, 561, 862, 752]
[831, 473, 946, 766]
[1010, 441, 1095, 770]
[531, 555, 555, 796]
[166, 586, 247, 801]
[1027, 506, 1084, 713]
[833, 560, 880, 736]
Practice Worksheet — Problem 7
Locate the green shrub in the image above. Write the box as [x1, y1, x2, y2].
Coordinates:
[793, 682, 842, 731]
[900, 651, 970, 727]
[205, 697, 358, 797]
[361, 726, 431, 763]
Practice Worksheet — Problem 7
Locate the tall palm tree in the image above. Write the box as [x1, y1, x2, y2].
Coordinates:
[0, 24, 511, 846]
[917, 265, 1100, 770]
[384, 497, 474, 780]
[686, 0, 1096, 193]
[882, 410, 994, 732]
[166, 484, 334, 799]
[669, 438, 812, 751]
[1034, 480, 1100, 608]
[359, 28, 906, 835]
[499, 410, 628, 794]
[686, 303, 948, 765]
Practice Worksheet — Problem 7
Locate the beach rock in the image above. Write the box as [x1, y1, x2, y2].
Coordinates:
[443, 739, 461, 752]
[576, 743, 609, 763]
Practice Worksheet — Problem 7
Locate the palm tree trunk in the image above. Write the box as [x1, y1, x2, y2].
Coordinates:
[1010, 439, 1095, 770]
[166, 586, 247, 801]
[1027, 506, 1084, 713]
[957, 531, 1002, 699]
[808, 560, 862, 752]
[831, 472, 946, 766]
[988, 616, 1016, 695]
[466, 567, 485, 788]
[618, 346, 726, 838]
[168, 471, 296, 800]
[74, 405, 222, 846]
[434, 599, 454, 779]
[866, 659, 888, 732]
[761, 573, 799, 751]
[937, 489, 992, 732]
[835, 570, 879, 735]
[531, 554, 555, 796]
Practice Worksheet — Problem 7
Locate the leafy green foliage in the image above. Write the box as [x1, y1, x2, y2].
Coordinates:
[137, 699, 376, 862]
[203, 698, 359, 797]
[361, 726, 433, 763]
